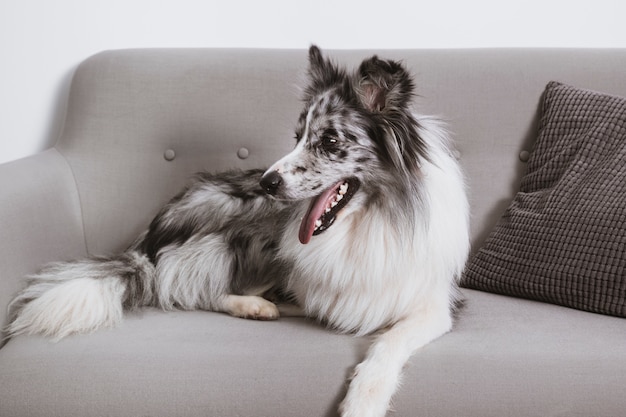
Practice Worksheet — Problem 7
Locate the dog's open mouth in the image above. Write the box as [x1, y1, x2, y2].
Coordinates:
[299, 178, 360, 244]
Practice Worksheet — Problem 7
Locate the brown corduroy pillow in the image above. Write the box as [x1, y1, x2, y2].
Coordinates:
[462, 81, 626, 317]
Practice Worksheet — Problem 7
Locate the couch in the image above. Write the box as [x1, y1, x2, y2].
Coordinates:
[1, 48, 625, 417]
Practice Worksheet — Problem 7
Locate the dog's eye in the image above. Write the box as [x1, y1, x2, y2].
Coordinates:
[320, 128, 340, 150]
[322, 136, 338, 147]
[320, 136, 339, 153]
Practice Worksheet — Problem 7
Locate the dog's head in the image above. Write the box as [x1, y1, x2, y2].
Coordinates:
[260, 46, 428, 244]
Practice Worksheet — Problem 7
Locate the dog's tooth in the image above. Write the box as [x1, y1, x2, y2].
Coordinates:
[315, 219, 322, 229]
[325, 207, 331, 213]
[336, 194, 343, 202]
[339, 183, 348, 195]
[331, 201, 338, 208]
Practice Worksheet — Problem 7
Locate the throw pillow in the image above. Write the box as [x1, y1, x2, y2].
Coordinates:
[462, 81, 626, 317]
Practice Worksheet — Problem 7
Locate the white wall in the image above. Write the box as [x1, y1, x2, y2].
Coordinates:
[1, 0, 625, 164]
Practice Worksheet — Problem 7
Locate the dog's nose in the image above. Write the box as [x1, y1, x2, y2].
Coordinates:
[260, 171, 283, 195]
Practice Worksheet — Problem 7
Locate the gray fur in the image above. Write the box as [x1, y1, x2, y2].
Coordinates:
[5, 46, 471, 417]
[6, 45, 460, 341]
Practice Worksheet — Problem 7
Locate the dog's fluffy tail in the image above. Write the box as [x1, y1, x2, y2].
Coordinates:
[6, 251, 155, 341]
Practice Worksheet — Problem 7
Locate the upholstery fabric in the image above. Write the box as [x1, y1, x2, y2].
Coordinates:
[2, 289, 626, 417]
[463, 82, 626, 317]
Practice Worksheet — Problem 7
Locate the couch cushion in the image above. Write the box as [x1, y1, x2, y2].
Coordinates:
[463, 82, 626, 317]
[2, 289, 625, 417]
[0, 309, 367, 417]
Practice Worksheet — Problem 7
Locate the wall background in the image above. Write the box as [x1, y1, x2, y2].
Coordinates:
[1, 0, 625, 164]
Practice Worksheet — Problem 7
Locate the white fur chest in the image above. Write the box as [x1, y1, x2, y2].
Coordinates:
[278, 206, 433, 336]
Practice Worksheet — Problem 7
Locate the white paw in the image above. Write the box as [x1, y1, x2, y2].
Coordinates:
[339, 362, 395, 417]
[223, 295, 280, 320]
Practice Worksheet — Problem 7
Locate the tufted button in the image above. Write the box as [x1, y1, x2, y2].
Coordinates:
[519, 150, 530, 163]
[163, 149, 176, 161]
[237, 147, 250, 159]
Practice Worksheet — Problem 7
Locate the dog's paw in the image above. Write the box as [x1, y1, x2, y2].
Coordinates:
[340, 392, 389, 417]
[222, 295, 280, 321]
[338, 361, 395, 417]
[339, 388, 389, 417]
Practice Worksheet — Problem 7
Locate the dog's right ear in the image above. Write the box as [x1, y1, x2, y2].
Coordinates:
[304, 45, 345, 99]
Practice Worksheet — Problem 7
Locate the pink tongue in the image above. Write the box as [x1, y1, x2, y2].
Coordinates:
[298, 182, 341, 244]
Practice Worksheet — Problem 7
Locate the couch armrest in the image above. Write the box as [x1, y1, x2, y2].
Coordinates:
[0, 149, 86, 332]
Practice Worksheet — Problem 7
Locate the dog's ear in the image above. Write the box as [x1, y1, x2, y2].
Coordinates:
[355, 56, 427, 175]
[304, 45, 345, 98]
[355, 56, 414, 113]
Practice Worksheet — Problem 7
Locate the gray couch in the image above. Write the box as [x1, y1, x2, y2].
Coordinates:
[1, 48, 626, 417]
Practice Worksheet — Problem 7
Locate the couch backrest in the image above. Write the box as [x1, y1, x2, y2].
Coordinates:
[56, 48, 626, 255]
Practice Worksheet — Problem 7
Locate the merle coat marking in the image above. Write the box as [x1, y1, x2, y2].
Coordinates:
[8, 46, 470, 417]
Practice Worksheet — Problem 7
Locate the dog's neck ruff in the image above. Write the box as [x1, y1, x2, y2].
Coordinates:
[299, 178, 360, 244]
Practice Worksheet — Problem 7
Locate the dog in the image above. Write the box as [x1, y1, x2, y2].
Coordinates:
[7, 46, 470, 417]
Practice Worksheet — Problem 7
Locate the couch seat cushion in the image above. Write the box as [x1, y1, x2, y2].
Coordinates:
[1, 289, 625, 417]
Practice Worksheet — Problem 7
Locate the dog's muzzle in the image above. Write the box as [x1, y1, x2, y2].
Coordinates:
[260, 169, 360, 245]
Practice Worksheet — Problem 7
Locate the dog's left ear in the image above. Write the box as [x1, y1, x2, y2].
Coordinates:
[355, 56, 414, 113]
[355, 57, 428, 175]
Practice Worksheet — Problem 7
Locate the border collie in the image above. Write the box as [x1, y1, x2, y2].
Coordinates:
[8, 46, 470, 417]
